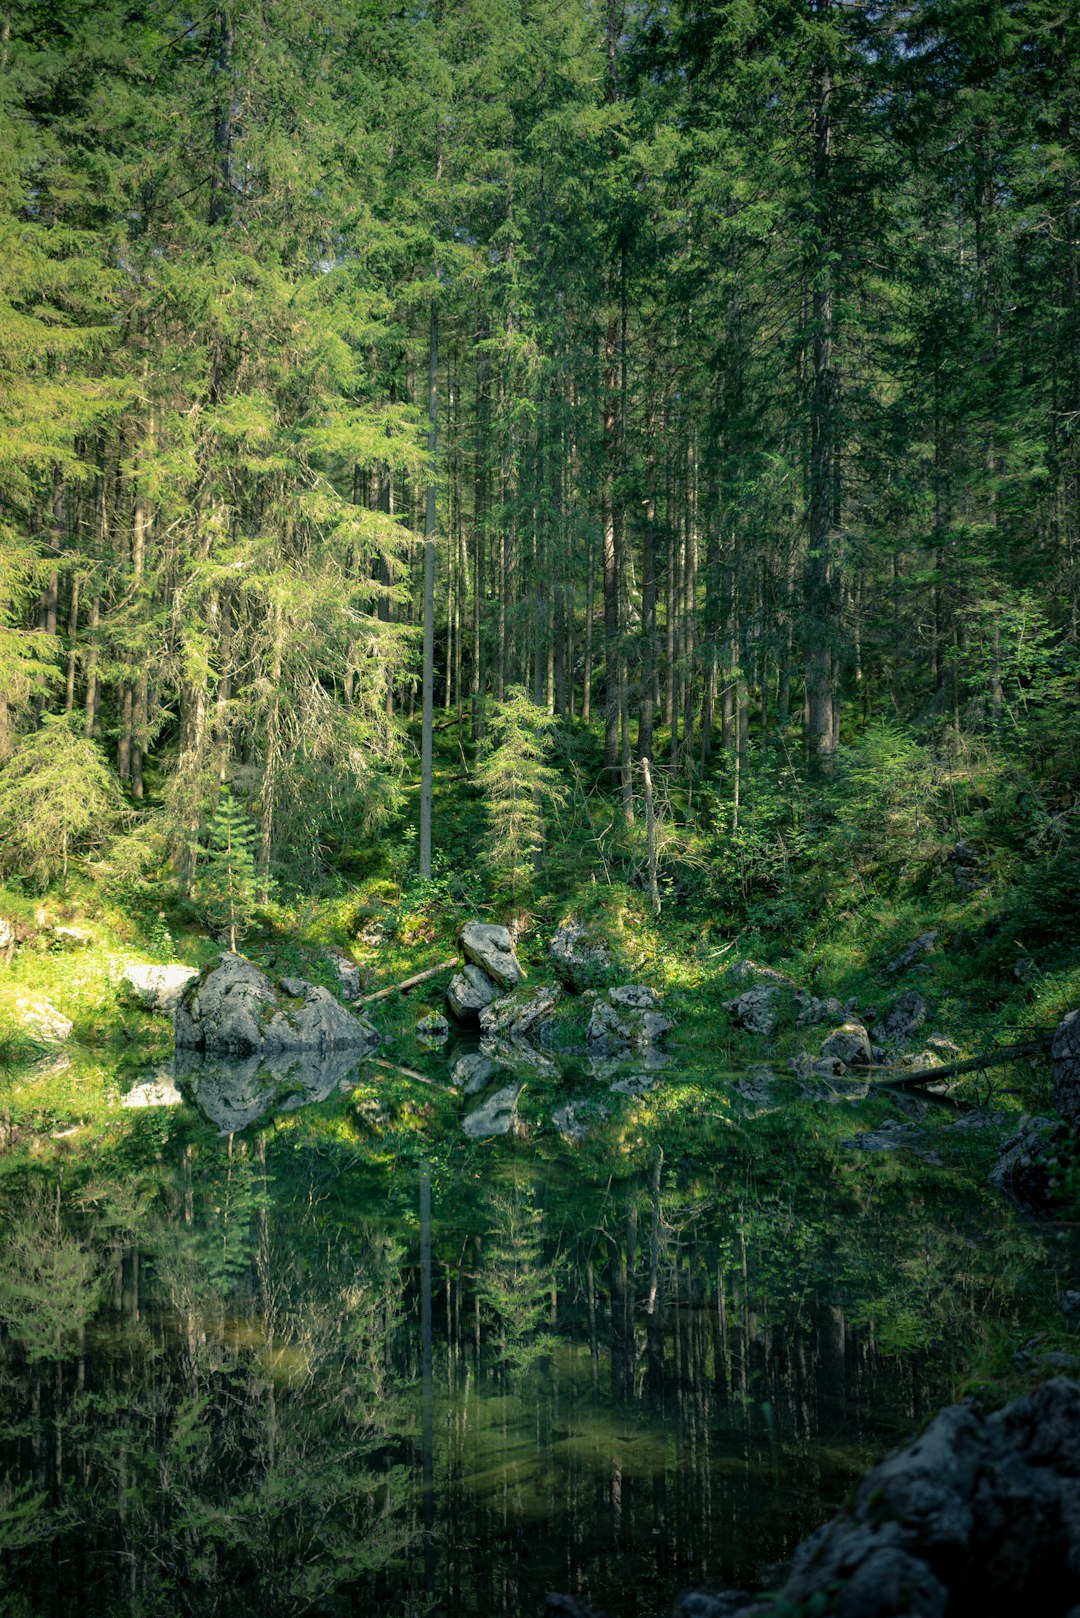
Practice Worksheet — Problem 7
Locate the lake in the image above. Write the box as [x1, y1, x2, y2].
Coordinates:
[0, 1038, 1070, 1617]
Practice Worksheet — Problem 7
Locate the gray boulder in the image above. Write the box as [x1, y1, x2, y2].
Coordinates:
[324, 947, 361, 1001]
[549, 919, 611, 987]
[820, 1020, 873, 1069]
[479, 983, 563, 1041]
[879, 990, 928, 1044]
[888, 930, 938, 973]
[1052, 1006, 1080, 1130]
[174, 953, 379, 1056]
[795, 992, 845, 1029]
[447, 962, 500, 1021]
[586, 987, 673, 1056]
[122, 962, 200, 1014]
[724, 984, 786, 1035]
[462, 1081, 522, 1140]
[460, 921, 523, 990]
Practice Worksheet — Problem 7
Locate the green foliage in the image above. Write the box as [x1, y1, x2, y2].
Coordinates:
[0, 717, 123, 891]
[475, 687, 567, 896]
[194, 790, 260, 952]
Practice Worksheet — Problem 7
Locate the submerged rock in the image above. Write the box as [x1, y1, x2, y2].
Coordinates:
[447, 962, 500, 1021]
[122, 962, 200, 1014]
[549, 919, 611, 988]
[174, 953, 379, 1056]
[460, 921, 523, 990]
[462, 1081, 522, 1140]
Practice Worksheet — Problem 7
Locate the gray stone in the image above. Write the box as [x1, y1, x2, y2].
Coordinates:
[1052, 1007, 1080, 1131]
[552, 1098, 609, 1143]
[820, 1020, 873, 1069]
[52, 925, 92, 948]
[586, 990, 673, 1056]
[415, 1011, 449, 1046]
[724, 984, 785, 1035]
[462, 1081, 522, 1139]
[446, 963, 500, 1021]
[174, 953, 379, 1056]
[989, 1115, 1065, 1212]
[1062, 1291, 1080, 1319]
[888, 931, 938, 973]
[879, 990, 928, 1044]
[795, 992, 845, 1029]
[325, 947, 361, 1001]
[607, 983, 661, 1011]
[0, 915, 15, 966]
[479, 1036, 559, 1076]
[724, 958, 795, 988]
[15, 996, 72, 1042]
[479, 983, 563, 1041]
[609, 1072, 658, 1096]
[460, 921, 523, 990]
[122, 962, 201, 1014]
[549, 919, 611, 987]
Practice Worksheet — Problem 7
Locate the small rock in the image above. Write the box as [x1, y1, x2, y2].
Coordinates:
[460, 921, 524, 990]
[552, 1099, 609, 1143]
[609, 1072, 658, 1096]
[52, 925, 91, 948]
[324, 947, 361, 1001]
[1061, 1292, 1080, 1319]
[1013, 956, 1035, 982]
[608, 983, 661, 1011]
[795, 993, 845, 1029]
[479, 984, 563, 1041]
[122, 963, 200, 1014]
[725, 958, 795, 988]
[888, 931, 939, 973]
[447, 963, 500, 1021]
[0, 915, 15, 966]
[586, 989, 673, 1056]
[415, 1011, 449, 1046]
[819, 1020, 873, 1069]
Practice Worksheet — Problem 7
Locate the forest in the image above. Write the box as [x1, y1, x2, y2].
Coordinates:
[1, 0, 1079, 1615]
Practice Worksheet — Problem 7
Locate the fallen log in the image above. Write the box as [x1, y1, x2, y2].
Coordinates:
[873, 1035, 1052, 1092]
[365, 1055, 455, 1088]
[360, 958, 457, 1006]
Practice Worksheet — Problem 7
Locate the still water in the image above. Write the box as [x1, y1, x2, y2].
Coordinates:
[0, 1040, 1071, 1617]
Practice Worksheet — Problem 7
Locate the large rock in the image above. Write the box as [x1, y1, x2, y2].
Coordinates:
[1051, 1006, 1080, 1131]
[819, 1020, 873, 1069]
[447, 963, 500, 1021]
[586, 986, 673, 1056]
[479, 983, 563, 1041]
[724, 984, 786, 1035]
[174, 953, 379, 1056]
[631, 1379, 1080, 1618]
[122, 962, 200, 1014]
[460, 921, 523, 990]
[879, 990, 928, 1044]
[549, 919, 611, 988]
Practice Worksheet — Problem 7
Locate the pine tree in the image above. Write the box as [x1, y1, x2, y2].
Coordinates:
[196, 790, 260, 953]
[475, 686, 566, 896]
[0, 716, 122, 892]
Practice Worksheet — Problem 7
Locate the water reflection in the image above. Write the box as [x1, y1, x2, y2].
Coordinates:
[175, 1045, 362, 1131]
[0, 1048, 1073, 1618]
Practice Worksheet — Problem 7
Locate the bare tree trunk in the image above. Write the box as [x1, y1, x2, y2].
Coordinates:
[419, 286, 439, 879]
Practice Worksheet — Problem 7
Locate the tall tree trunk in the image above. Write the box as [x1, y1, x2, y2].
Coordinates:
[419, 288, 439, 879]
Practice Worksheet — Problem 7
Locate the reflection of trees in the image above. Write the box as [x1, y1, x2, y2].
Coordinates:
[0, 1136, 414, 1618]
[475, 1181, 557, 1377]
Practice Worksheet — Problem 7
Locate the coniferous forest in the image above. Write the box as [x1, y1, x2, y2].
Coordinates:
[2, 3, 1080, 1616]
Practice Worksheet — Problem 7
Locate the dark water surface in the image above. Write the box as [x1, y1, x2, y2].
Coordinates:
[0, 1041, 1071, 1618]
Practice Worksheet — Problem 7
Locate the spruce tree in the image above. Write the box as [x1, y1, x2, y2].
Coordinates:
[196, 790, 260, 953]
[474, 686, 566, 896]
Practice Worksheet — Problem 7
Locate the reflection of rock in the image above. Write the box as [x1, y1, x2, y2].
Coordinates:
[175, 954, 379, 1056]
[479, 1036, 558, 1077]
[462, 1082, 522, 1139]
[819, 1020, 873, 1069]
[1051, 1006, 1080, 1130]
[989, 1115, 1065, 1212]
[662, 1377, 1080, 1618]
[176, 1046, 362, 1132]
[587, 1047, 670, 1085]
[460, 922, 523, 990]
[480, 984, 563, 1041]
[15, 996, 72, 1042]
[586, 986, 673, 1055]
[450, 1051, 499, 1093]
[122, 962, 200, 1013]
[842, 1118, 941, 1164]
[122, 1073, 183, 1108]
[549, 919, 611, 987]
[552, 1097, 610, 1142]
[608, 1072, 658, 1096]
[447, 963, 499, 1021]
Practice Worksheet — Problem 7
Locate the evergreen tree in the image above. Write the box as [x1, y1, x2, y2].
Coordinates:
[474, 686, 566, 895]
[0, 715, 122, 891]
[196, 789, 260, 952]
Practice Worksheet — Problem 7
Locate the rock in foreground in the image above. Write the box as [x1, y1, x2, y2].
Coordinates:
[174, 953, 379, 1056]
[447, 962, 500, 1021]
